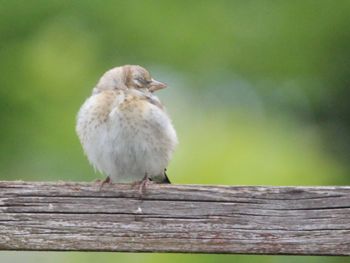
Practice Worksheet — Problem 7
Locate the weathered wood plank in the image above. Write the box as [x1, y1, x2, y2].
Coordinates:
[0, 181, 350, 255]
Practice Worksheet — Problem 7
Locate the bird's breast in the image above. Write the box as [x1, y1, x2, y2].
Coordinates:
[76, 90, 177, 181]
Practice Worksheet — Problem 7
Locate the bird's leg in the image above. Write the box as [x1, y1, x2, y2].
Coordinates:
[139, 173, 150, 196]
[131, 173, 153, 197]
[99, 176, 111, 191]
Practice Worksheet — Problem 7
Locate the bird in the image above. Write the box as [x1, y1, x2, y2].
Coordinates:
[76, 65, 178, 191]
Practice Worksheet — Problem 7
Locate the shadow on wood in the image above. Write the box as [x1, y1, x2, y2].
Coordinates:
[0, 181, 350, 255]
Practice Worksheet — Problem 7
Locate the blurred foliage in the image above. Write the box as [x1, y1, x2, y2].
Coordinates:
[1, 0, 350, 262]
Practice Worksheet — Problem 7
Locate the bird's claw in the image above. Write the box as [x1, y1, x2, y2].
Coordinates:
[99, 176, 111, 191]
[132, 174, 153, 197]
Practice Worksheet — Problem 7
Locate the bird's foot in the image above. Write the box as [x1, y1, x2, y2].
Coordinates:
[99, 176, 111, 191]
[132, 174, 153, 197]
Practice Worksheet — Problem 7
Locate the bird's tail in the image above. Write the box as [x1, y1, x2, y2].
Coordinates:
[162, 170, 171, 184]
[150, 169, 171, 184]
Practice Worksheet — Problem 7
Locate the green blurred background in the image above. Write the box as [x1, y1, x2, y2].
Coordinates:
[1, 0, 349, 262]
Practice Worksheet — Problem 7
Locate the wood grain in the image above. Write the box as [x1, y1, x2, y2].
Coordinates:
[0, 181, 350, 255]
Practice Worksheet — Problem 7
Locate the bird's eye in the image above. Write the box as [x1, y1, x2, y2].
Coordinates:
[135, 77, 151, 85]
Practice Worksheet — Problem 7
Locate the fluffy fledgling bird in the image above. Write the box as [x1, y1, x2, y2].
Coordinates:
[76, 65, 178, 187]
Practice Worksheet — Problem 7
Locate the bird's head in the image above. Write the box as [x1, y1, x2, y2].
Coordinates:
[93, 65, 167, 94]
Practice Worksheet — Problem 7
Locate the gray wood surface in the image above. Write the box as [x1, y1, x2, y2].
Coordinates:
[0, 181, 350, 255]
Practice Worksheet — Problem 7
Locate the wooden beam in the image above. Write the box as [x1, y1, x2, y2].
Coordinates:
[0, 181, 350, 255]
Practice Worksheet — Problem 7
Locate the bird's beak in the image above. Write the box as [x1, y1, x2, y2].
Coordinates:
[148, 78, 167, 92]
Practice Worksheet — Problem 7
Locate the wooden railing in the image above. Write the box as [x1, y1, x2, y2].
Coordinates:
[1, 181, 349, 255]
